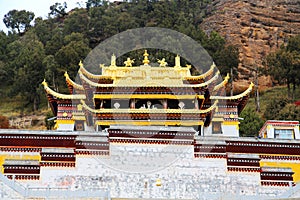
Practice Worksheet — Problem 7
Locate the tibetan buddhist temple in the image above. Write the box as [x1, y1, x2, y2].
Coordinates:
[2, 51, 300, 199]
[42, 50, 253, 137]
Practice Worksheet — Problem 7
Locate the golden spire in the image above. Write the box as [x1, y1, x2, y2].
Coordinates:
[64, 71, 69, 78]
[143, 50, 150, 65]
[175, 55, 181, 68]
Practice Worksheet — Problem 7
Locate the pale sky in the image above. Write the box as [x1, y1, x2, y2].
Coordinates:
[0, 0, 84, 32]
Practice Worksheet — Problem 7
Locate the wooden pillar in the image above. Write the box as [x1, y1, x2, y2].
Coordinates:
[100, 100, 104, 109]
[194, 98, 199, 109]
[163, 99, 167, 109]
[130, 99, 135, 109]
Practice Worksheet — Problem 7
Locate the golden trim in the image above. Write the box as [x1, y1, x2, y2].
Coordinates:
[184, 63, 215, 80]
[72, 116, 86, 121]
[94, 94, 205, 99]
[223, 121, 240, 125]
[42, 80, 86, 100]
[78, 71, 112, 87]
[211, 82, 254, 100]
[79, 65, 112, 80]
[213, 73, 230, 91]
[212, 118, 224, 122]
[81, 99, 218, 114]
[56, 119, 75, 124]
[79, 69, 220, 88]
[64, 72, 84, 90]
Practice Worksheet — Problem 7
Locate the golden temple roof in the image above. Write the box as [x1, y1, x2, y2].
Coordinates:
[211, 82, 254, 100]
[78, 68, 220, 88]
[64, 72, 84, 91]
[184, 63, 216, 81]
[77, 55, 219, 87]
[213, 73, 230, 92]
[42, 80, 86, 100]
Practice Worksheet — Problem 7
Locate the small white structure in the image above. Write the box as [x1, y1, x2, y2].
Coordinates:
[259, 120, 300, 140]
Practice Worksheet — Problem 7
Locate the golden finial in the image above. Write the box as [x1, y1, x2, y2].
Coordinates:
[42, 79, 48, 87]
[175, 55, 181, 68]
[111, 54, 116, 66]
[143, 50, 150, 65]
[100, 64, 105, 68]
[64, 71, 69, 78]
[79, 60, 83, 67]
[186, 64, 192, 69]
[157, 58, 167, 67]
[224, 73, 230, 81]
[124, 57, 134, 67]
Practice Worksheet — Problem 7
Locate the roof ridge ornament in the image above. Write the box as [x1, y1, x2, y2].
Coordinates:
[175, 55, 181, 68]
[143, 50, 150, 65]
[64, 71, 69, 78]
[124, 57, 134, 67]
[79, 60, 83, 68]
[111, 54, 116, 67]
[157, 58, 168, 67]
[42, 79, 48, 87]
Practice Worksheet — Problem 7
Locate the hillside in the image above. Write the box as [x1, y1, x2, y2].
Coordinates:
[201, 0, 300, 86]
[0, 0, 299, 128]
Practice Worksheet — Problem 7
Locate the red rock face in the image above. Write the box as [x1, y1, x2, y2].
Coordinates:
[200, 0, 300, 86]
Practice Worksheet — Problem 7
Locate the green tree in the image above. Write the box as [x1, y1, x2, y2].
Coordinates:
[33, 17, 56, 46]
[214, 45, 239, 79]
[63, 9, 89, 35]
[9, 31, 46, 111]
[43, 55, 59, 91]
[45, 29, 65, 55]
[239, 107, 264, 137]
[264, 98, 289, 120]
[55, 32, 91, 79]
[265, 35, 300, 99]
[49, 2, 68, 18]
[3, 10, 35, 34]
[86, 0, 108, 9]
[278, 104, 300, 121]
[0, 31, 9, 61]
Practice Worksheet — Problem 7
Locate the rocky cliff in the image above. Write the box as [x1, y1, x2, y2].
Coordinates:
[201, 0, 300, 87]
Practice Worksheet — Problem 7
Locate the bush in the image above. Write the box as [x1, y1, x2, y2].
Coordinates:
[45, 111, 55, 130]
[240, 107, 264, 137]
[264, 98, 289, 120]
[278, 104, 300, 121]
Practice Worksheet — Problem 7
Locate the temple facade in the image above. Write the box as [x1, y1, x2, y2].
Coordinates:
[1, 51, 300, 199]
[42, 50, 253, 137]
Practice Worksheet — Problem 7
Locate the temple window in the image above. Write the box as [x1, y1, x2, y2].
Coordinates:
[274, 129, 294, 139]
[212, 122, 222, 134]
